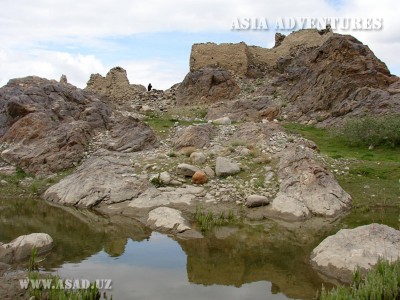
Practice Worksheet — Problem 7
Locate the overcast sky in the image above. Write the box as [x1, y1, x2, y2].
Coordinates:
[1, 0, 399, 90]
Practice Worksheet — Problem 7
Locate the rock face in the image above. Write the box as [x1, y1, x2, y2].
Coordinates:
[85, 66, 146, 102]
[270, 145, 351, 221]
[215, 157, 240, 177]
[280, 34, 399, 125]
[173, 124, 216, 150]
[43, 150, 151, 208]
[0, 76, 111, 175]
[105, 116, 158, 152]
[310, 224, 400, 283]
[146, 207, 190, 233]
[0, 233, 53, 263]
[176, 68, 240, 106]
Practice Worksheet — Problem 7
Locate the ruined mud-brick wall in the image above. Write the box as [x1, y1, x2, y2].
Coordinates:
[189, 29, 333, 76]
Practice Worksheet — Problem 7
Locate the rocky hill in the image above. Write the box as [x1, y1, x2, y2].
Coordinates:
[180, 29, 400, 126]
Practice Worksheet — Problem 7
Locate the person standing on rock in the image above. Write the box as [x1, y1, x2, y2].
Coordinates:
[147, 83, 152, 91]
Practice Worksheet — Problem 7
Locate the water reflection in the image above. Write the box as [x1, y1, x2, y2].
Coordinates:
[1, 197, 333, 299]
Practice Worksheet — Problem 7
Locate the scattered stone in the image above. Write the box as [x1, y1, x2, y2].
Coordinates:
[192, 170, 208, 184]
[310, 224, 400, 283]
[203, 166, 215, 178]
[0, 233, 53, 264]
[239, 148, 251, 156]
[147, 207, 190, 233]
[215, 157, 240, 177]
[0, 166, 16, 176]
[245, 195, 270, 208]
[212, 116, 231, 125]
[190, 152, 206, 164]
[176, 163, 200, 177]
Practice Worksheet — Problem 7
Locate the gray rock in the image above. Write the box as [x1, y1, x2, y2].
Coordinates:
[176, 163, 200, 177]
[0, 165, 16, 176]
[245, 195, 270, 208]
[310, 224, 400, 283]
[212, 116, 231, 125]
[203, 166, 215, 178]
[104, 116, 158, 152]
[43, 150, 149, 208]
[146, 207, 190, 233]
[173, 124, 215, 150]
[190, 152, 206, 164]
[270, 145, 351, 221]
[130, 186, 204, 208]
[0, 233, 53, 263]
[215, 157, 240, 177]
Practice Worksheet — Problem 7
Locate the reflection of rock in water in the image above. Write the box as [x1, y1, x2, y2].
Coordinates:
[178, 221, 335, 300]
[0, 198, 151, 268]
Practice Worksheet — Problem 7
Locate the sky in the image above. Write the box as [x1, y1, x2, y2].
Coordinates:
[0, 0, 399, 90]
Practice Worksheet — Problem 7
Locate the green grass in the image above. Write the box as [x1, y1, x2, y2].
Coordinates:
[195, 206, 237, 233]
[283, 123, 400, 162]
[144, 113, 207, 137]
[283, 122, 400, 209]
[319, 258, 400, 300]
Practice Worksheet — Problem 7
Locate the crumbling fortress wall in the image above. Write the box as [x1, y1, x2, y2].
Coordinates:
[190, 29, 333, 77]
[85, 66, 146, 101]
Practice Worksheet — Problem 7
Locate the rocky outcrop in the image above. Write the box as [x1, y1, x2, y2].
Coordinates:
[206, 97, 281, 122]
[105, 116, 158, 152]
[176, 68, 240, 106]
[129, 186, 205, 209]
[279, 34, 399, 125]
[43, 150, 151, 208]
[270, 145, 351, 221]
[310, 224, 400, 283]
[0, 76, 111, 175]
[0, 233, 53, 263]
[85, 66, 146, 102]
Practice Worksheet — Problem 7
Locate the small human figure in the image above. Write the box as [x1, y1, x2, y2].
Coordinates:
[147, 83, 152, 91]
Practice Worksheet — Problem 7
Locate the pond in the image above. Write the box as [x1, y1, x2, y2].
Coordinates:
[1, 197, 398, 299]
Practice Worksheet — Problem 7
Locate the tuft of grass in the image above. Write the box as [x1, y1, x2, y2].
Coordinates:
[195, 206, 237, 233]
[230, 139, 247, 147]
[319, 258, 400, 300]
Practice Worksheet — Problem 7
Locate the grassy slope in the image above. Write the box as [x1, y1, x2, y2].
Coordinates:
[283, 123, 400, 211]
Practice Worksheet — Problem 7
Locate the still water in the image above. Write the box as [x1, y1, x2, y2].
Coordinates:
[2, 197, 397, 299]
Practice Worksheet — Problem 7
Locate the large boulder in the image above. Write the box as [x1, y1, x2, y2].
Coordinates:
[0, 233, 53, 263]
[176, 68, 240, 106]
[0, 76, 111, 175]
[43, 150, 150, 208]
[173, 124, 216, 150]
[270, 145, 351, 221]
[310, 224, 400, 283]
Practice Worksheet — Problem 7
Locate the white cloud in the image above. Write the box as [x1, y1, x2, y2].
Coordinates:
[0, 0, 399, 90]
[0, 50, 106, 88]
